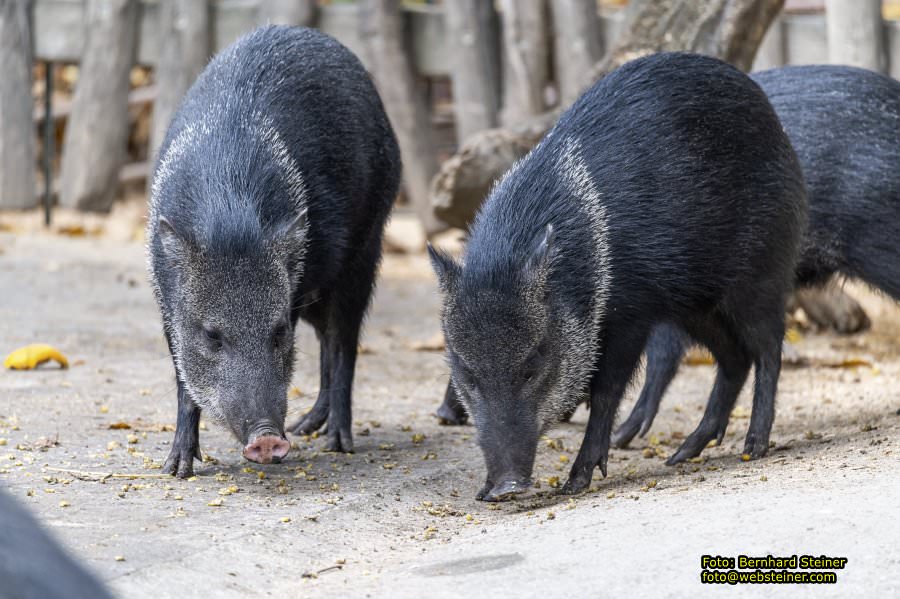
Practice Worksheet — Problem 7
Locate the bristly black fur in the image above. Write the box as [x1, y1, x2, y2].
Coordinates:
[148, 26, 400, 476]
[614, 64, 900, 453]
[434, 52, 807, 499]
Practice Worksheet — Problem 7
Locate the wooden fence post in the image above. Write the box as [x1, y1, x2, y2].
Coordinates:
[825, 0, 886, 73]
[359, 0, 445, 236]
[0, 0, 36, 210]
[59, 0, 138, 212]
[498, 0, 550, 127]
[550, 0, 604, 104]
[444, 0, 501, 143]
[150, 0, 211, 161]
[260, 0, 317, 27]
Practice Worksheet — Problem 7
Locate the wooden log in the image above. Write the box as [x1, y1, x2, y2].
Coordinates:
[59, 0, 138, 212]
[549, 0, 604, 104]
[443, 0, 501, 143]
[259, 0, 318, 27]
[825, 0, 886, 73]
[359, 0, 445, 236]
[498, 0, 550, 127]
[149, 0, 211, 160]
[0, 0, 36, 210]
[432, 0, 786, 228]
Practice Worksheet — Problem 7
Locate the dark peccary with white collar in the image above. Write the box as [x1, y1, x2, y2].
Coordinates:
[430, 52, 807, 500]
[148, 26, 400, 477]
[613, 65, 900, 458]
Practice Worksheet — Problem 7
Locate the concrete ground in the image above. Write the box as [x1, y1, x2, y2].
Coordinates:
[0, 230, 898, 598]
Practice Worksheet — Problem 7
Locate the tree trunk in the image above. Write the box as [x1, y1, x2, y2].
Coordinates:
[59, 0, 138, 212]
[432, 0, 785, 228]
[150, 0, 211, 161]
[259, 0, 317, 27]
[359, 0, 445, 236]
[0, 0, 35, 210]
[550, 0, 604, 104]
[444, 0, 501, 143]
[498, 0, 550, 127]
[825, 0, 886, 73]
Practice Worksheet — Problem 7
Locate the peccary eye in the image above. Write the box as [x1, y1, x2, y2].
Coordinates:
[202, 326, 223, 351]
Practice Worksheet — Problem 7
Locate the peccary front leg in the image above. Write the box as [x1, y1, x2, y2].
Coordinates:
[563, 330, 647, 494]
[322, 327, 359, 453]
[436, 382, 469, 425]
[162, 380, 202, 478]
[612, 322, 689, 448]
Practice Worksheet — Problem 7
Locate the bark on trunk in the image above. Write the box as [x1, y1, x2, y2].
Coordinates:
[59, 0, 139, 212]
[0, 0, 36, 210]
[432, 0, 785, 228]
[444, 0, 501, 143]
[359, 0, 445, 236]
[550, 0, 604, 104]
[150, 0, 211, 161]
[259, 0, 317, 27]
[825, 0, 886, 73]
[498, 0, 550, 127]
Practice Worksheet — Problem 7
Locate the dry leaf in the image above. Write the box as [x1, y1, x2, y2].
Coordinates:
[409, 332, 445, 352]
[683, 347, 714, 366]
[4, 344, 69, 370]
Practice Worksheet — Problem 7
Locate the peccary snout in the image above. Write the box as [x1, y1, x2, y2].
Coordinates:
[243, 434, 291, 464]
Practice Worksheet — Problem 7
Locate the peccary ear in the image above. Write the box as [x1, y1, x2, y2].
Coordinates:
[524, 223, 555, 276]
[427, 243, 461, 292]
[157, 216, 192, 266]
[269, 209, 308, 274]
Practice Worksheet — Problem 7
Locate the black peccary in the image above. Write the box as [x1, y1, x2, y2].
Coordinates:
[612, 65, 900, 458]
[148, 26, 400, 477]
[0, 489, 115, 599]
[430, 52, 806, 501]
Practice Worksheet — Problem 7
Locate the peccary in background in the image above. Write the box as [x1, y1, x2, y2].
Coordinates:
[0, 489, 114, 599]
[612, 65, 900, 457]
[148, 26, 400, 477]
[430, 53, 806, 500]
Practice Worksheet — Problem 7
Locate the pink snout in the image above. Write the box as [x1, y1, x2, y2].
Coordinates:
[242, 435, 291, 464]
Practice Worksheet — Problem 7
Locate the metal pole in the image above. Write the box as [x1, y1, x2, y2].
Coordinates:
[43, 61, 53, 227]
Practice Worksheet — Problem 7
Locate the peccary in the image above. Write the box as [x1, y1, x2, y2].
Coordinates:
[430, 53, 806, 500]
[148, 26, 400, 476]
[0, 489, 115, 599]
[612, 65, 900, 457]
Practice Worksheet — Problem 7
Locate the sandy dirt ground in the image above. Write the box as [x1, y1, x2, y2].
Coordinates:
[0, 228, 898, 598]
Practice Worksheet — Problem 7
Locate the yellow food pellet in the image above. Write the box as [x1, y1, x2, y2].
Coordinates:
[280, 517, 291, 523]
[207, 498, 223, 507]
[126, 434, 139, 444]
[606, 491, 615, 499]
[58, 501, 69, 508]
[114, 556, 125, 562]
[107, 441, 121, 451]
[547, 476, 560, 488]
[465, 514, 473, 521]
[741, 454, 752, 462]
[99, 406, 109, 414]
[558, 454, 569, 463]
[0, 439, 6, 446]
[647, 479, 658, 489]
[411, 433, 425, 444]
[760, 475, 768, 482]
[546, 511, 556, 520]
[257, 471, 266, 480]
[642, 448, 655, 458]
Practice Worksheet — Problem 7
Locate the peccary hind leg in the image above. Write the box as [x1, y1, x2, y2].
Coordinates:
[612, 322, 689, 448]
[436, 383, 469, 425]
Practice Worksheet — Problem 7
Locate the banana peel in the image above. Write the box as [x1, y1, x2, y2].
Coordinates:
[4, 344, 69, 370]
